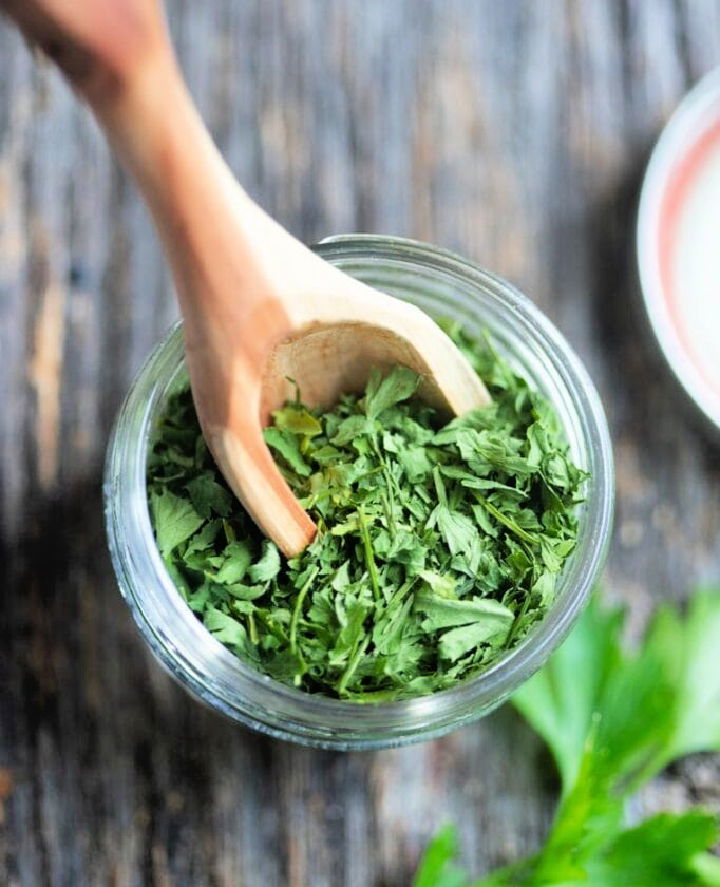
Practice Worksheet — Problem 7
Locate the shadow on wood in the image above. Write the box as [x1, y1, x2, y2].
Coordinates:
[0, 470, 383, 884]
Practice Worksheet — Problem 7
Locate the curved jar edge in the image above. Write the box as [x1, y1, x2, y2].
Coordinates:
[104, 235, 614, 750]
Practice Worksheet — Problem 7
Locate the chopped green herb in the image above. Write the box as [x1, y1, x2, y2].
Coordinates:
[146, 324, 586, 700]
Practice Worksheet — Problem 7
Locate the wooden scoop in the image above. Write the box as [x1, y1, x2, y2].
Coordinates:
[4, 0, 491, 556]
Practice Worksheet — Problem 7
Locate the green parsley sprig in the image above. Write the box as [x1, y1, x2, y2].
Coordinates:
[413, 589, 720, 886]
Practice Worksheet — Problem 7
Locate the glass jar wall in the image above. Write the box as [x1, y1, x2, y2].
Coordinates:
[104, 235, 613, 749]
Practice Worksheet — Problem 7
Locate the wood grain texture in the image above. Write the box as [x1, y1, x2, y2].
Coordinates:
[1, 1, 719, 884]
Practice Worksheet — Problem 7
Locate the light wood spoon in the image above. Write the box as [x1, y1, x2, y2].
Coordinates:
[3, 0, 491, 556]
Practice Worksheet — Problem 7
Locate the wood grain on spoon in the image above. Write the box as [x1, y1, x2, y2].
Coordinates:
[3, 0, 491, 557]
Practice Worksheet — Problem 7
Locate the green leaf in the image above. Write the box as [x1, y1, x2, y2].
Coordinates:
[150, 488, 205, 556]
[331, 414, 374, 446]
[248, 541, 281, 584]
[512, 596, 625, 792]
[226, 583, 267, 601]
[584, 811, 720, 887]
[438, 618, 512, 662]
[433, 505, 483, 572]
[648, 591, 720, 762]
[416, 592, 514, 631]
[329, 596, 371, 667]
[515, 589, 720, 798]
[511, 588, 720, 884]
[185, 471, 234, 518]
[412, 825, 469, 887]
[214, 541, 252, 585]
[421, 589, 720, 887]
[418, 570, 457, 598]
[363, 365, 421, 418]
[272, 405, 322, 436]
[398, 446, 434, 481]
[472, 810, 720, 887]
[205, 606, 248, 649]
[183, 520, 222, 558]
[264, 427, 312, 476]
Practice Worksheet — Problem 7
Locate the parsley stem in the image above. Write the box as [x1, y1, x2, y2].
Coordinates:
[505, 590, 530, 649]
[222, 519, 236, 543]
[247, 611, 258, 645]
[357, 506, 381, 602]
[337, 636, 369, 696]
[474, 493, 538, 544]
[433, 466, 448, 507]
[290, 566, 319, 657]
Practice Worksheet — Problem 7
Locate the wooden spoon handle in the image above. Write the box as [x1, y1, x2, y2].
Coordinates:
[0, 0, 166, 101]
[3, 0, 318, 555]
[3, 0, 292, 343]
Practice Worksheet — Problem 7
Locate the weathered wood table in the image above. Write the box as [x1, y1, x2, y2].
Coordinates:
[2, 2, 720, 884]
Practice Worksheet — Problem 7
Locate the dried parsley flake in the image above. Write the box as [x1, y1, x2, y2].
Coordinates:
[147, 324, 586, 701]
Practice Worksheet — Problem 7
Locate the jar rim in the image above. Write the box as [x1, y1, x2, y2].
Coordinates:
[104, 234, 614, 749]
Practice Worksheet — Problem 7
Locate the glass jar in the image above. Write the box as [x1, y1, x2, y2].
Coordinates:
[104, 235, 613, 750]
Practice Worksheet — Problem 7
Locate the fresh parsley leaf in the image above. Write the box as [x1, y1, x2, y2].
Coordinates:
[512, 596, 625, 792]
[648, 591, 720, 762]
[415, 593, 515, 631]
[438, 619, 512, 662]
[419, 812, 720, 887]
[415, 588, 720, 887]
[514, 591, 720, 796]
[412, 825, 469, 887]
[583, 811, 720, 887]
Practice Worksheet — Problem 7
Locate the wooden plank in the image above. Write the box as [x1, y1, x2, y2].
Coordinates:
[1, 1, 719, 884]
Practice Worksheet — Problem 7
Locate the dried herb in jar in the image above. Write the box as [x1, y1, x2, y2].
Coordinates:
[147, 324, 586, 701]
